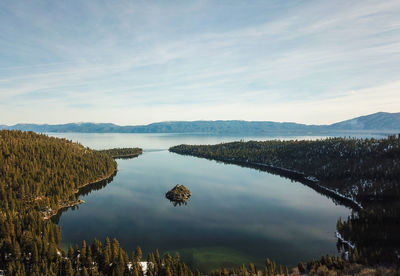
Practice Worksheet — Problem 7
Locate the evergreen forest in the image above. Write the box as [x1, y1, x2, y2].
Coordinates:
[98, 148, 142, 159]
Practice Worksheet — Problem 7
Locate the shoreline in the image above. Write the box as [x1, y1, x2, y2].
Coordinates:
[43, 168, 117, 220]
[111, 152, 142, 159]
[169, 151, 364, 211]
[236, 159, 364, 210]
[42, 150, 142, 220]
[229, 159, 364, 211]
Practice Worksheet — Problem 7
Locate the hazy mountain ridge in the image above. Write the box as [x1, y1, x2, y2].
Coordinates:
[329, 112, 400, 130]
[2, 112, 399, 134]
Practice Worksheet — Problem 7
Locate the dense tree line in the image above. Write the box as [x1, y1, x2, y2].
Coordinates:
[299, 254, 398, 275]
[61, 240, 199, 276]
[169, 135, 400, 207]
[210, 258, 290, 276]
[0, 130, 118, 275]
[0, 130, 117, 214]
[98, 148, 142, 159]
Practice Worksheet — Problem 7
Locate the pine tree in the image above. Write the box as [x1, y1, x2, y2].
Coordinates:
[65, 259, 74, 276]
[166, 266, 173, 276]
[32, 243, 39, 264]
[133, 246, 143, 263]
[81, 267, 89, 276]
[298, 262, 306, 274]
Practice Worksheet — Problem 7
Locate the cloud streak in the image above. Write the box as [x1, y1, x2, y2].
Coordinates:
[0, 0, 399, 124]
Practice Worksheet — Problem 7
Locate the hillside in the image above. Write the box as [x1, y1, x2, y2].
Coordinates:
[3, 121, 314, 134]
[329, 112, 400, 130]
[2, 112, 400, 134]
[0, 130, 117, 213]
[0, 130, 118, 275]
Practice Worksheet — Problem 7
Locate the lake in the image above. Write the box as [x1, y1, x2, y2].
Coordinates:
[49, 133, 354, 271]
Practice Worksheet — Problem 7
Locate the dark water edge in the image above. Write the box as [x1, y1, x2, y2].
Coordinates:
[45, 133, 391, 271]
[166, 151, 400, 267]
[51, 173, 116, 224]
[55, 151, 353, 272]
[54, 158, 400, 271]
[169, 152, 363, 212]
[48, 132, 399, 272]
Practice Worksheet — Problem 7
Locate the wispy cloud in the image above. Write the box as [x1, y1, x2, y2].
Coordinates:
[0, 0, 399, 124]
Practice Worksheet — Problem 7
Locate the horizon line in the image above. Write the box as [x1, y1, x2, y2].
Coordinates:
[1, 111, 398, 127]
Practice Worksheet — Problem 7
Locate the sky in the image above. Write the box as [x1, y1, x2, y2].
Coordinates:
[0, 0, 399, 125]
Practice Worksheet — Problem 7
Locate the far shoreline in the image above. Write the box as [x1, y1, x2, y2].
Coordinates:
[169, 151, 364, 212]
[111, 152, 142, 159]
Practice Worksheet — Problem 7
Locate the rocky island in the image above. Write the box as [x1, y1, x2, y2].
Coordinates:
[165, 184, 191, 205]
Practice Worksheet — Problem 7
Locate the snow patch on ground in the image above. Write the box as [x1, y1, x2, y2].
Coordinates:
[140, 262, 148, 272]
[246, 161, 363, 208]
[319, 185, 363, 209]
[305, 176, 319, 182]
[127, 262, 149, 275]
[221, 158, 364, 209]
[336, 232, 355, 249]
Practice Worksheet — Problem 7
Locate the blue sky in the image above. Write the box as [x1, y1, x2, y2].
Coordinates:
[0, 0, 399, 125]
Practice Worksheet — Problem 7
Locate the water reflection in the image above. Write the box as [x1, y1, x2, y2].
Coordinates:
[51, 173, 116, 224]
[187, 156, 363, 211]
[198, 153, 400, 266]
[336, 201, 400, 265]
[168, 200, 189, 207]
[56, 150, 351, 271]
[53, 147, 399, 270]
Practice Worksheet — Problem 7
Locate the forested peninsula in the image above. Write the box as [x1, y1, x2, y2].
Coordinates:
[99, 148, 142, 159]
[169, 135, 400, 208]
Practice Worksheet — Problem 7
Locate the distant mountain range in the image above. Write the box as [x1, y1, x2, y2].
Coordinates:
[1, 112, 400, 134]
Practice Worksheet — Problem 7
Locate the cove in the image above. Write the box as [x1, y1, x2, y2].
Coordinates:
[50, 133, 352, 272]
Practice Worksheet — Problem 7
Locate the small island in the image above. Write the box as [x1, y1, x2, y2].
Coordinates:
[165, 184, 191, 205]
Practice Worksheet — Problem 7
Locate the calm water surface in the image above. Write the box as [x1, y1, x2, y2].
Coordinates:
[49, 133, 352, 271]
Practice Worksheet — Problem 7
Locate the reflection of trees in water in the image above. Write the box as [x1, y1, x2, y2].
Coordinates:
[213, 159, 363, 210]
[209, 159, 400, 265]
[51, 155, 400, 266]
[202, 159, 400, 266]
[336, 201, 400, 265]
[167, 200, 188, 207]
[51, 172, 116, 224]
[77, 172, 116, 197]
